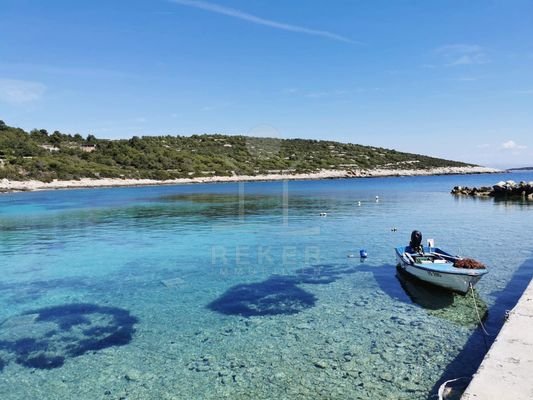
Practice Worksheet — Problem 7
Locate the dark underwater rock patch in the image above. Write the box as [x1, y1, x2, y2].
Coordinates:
[208, 277, 317, 317]
[18, 353, 65, 369]
[0, 303, 138, 371]
[208, 264, 359, 317]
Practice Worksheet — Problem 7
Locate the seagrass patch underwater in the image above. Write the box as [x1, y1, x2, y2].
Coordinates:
[0, 303, 138, 370]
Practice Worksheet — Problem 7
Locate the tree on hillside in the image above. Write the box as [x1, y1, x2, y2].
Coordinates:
[50, 131, 62, 145]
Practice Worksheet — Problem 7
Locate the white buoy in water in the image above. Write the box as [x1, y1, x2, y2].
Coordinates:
[357, 201, 361, 206]
[375, 195, 379, 202]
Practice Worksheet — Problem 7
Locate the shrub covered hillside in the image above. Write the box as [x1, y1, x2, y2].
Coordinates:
[0, 120, 474, 181]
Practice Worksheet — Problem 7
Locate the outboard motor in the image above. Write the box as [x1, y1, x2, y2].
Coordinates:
[409, 230, 423, 253]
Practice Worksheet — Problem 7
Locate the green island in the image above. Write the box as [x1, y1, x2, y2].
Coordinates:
[0, 120, 475, 182]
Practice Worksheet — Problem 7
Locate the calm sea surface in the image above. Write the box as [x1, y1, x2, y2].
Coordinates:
[1, 172, 532, 399]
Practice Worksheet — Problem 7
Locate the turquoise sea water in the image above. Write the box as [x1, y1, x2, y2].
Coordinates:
[0, 172, 532, 399]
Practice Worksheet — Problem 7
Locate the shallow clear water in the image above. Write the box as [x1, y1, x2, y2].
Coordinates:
[0, 173, 532, 399]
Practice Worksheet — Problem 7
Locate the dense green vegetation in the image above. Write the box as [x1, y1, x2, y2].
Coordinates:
[0, 120, 474, 181]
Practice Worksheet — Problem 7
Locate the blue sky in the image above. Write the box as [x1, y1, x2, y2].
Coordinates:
[1, 0, 532, 168]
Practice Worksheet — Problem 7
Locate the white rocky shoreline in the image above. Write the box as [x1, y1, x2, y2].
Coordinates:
[0, 166, 500, 193]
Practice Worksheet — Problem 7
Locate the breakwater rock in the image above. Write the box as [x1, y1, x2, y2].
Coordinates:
[451, 180, 533, 199]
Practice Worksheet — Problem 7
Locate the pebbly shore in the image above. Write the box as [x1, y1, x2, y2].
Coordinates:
[1, 166, 499, 193]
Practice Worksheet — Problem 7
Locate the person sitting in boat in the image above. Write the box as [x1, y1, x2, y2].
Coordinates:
[409, 230, 424, 254]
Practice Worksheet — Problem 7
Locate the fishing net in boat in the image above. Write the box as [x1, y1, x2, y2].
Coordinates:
[453, 258, 486, 269]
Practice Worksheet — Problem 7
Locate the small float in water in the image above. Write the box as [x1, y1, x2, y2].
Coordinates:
[394, 230, 488, 294]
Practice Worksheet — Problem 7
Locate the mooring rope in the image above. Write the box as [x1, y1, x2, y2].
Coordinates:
[469, 282, 490, 336]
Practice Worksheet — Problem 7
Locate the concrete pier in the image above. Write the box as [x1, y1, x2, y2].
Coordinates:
[461, 279, 533, 400]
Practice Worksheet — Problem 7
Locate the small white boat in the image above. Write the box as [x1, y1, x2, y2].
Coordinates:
[394, 231, 488, 294]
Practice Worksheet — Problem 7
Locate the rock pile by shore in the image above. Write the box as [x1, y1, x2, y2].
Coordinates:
[451, 180, 533, 199]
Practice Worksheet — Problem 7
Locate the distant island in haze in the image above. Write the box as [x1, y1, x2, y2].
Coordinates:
[0, 120, 498, 191]
[507, 167, 533, 171]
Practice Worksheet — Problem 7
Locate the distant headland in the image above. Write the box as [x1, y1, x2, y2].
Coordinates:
[0, 120, 499, 192]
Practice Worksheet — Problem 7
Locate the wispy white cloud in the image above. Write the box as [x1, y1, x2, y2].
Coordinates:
[306, 92, 329, 99]
[170, 0, 356, 43]
[0, 62, 137, 79]
[281, 88, 299, 95]
[434, 44, 489, 66]
[450, 76, 482, 82]
[306, 89, 348, 98]
[501, 140, 527, 150]
[0, 78, 46, 104]
[201, 101, 232, 112]
[510, 89, 533, 95]
[283, 86, 380, 99]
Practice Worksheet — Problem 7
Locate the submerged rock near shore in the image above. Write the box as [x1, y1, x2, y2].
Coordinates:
[452, 180, 533, 199]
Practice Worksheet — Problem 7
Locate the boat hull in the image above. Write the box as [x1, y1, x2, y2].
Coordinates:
[395, 250, 486, 294]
